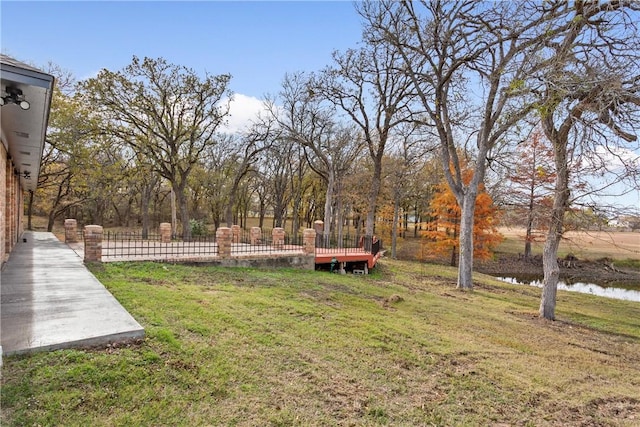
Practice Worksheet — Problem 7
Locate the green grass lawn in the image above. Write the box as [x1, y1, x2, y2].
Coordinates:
[2, 260, 640, 426]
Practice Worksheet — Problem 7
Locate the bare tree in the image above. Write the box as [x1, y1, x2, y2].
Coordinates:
[531, 0, 640, 319]
[314, 41, 416, 249]
[386, 124, 436, 258]
[270, 72, 363, 246]
[288, 143, 309, 239]
[359, 0, 578, 289]
[261, 138, 296, 229]
[249, 171, 269, 228]
[223, 121, 276, 228]
[305, 125, 362, 246]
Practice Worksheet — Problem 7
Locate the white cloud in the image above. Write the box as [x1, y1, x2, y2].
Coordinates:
[222, 93, 268, 134]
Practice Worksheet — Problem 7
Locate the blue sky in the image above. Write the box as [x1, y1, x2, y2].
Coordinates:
[3, 1, 638, 211]
[1, 1, 363, 98]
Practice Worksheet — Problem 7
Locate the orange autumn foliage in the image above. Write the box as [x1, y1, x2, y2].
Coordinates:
[420, 171, 503, 266]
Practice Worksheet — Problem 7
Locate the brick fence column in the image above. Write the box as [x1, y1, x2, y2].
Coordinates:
[83, 225, 103, 263]
[216, 227, 232, 258]
[303, 228, 316, 255]
[272, 227, 285, 249]
[64, 219, 78, 243]
[250, 227, 262, 245]
[159, 222, 172, 243]
[231, 224, 241, 243]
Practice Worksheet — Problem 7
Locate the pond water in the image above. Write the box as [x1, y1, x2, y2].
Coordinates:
[497, 276, 640, 303]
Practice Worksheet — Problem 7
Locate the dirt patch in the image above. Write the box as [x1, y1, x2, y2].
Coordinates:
[382, 294, 404, 308]
[475, 253, 640, 287]
[586, 396, 640, 422]
[547, 397, 640, 426]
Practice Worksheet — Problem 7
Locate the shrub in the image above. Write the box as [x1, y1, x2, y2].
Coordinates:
[189, 219, 206, 236]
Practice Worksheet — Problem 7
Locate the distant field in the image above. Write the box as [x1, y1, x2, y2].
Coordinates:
[498, 227, 640, 261]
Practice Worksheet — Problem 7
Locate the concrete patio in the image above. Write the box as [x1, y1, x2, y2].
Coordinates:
[1, 231, 144, 357]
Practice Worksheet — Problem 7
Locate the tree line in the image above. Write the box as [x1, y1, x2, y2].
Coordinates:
[30, 1, 640, 320]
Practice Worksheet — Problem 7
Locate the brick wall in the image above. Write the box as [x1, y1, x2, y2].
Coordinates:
[1, 141, 23, 263]
[0, 142, 6, 263]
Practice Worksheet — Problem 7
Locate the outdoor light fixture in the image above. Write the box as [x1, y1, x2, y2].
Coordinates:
[22, 170, 31, 179]
[0, 86, 30, 110]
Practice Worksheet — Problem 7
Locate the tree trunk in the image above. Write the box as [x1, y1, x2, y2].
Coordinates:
[450, 244, 457, 267]
[524, 179, 536, 260]
[226, 192, 236, 228]
[539, 147, 570, 320]
[173, 183, 190, 240]
[391, 192, 400, 259]
[450, 212, 459, 267]
[322, 169, 335, 248]
[226, 175, 244, 227]
[259, 201, 266, 228]
[291, 161, 304, 240]
[365, 162, 382, 250]
[457, 191, 477, 289]
[47, 209, 56, 232]
[403, 211, 409, 237]
[292, 196, 301, 240]
[540, 228, 561, 320]
[414, 202, 419, 238]
[336, 185, 345, 248]
[524, 208, 534, 260]
[141, 182, 152, 239]
[171, 188, 177, 237]
[524, 233, 532, 260]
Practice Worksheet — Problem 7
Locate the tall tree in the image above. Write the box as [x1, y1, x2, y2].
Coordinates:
[287, 143, 310, 239]
[314, 42, 415, 249]
[359, 0, 577, 289]
[81, 56, 231, 239]
[385, 124, 435, 258]
[223, 122, 276, 228]
[531, 1, 640, 319]
[202, 135, 236, 229]
[271, 72, 363, 245]
[262, 137, 296, 229]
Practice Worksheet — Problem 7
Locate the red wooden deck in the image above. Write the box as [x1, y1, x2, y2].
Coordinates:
[314, 247, 382, 269]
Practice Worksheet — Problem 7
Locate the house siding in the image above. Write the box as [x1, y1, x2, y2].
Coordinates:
[1, 141, 23, 264]
[1, 142, 5, 263]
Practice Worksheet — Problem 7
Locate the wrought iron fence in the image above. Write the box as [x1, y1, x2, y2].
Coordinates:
[315, 233, 380, 254]
[99, 229, 307, 261]
[74, 227, 378, 262]
[102, 231, 219, 261]
[228, 228, 306, 255]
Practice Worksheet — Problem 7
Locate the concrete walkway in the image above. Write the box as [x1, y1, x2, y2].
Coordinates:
[1, 231, 144, 356]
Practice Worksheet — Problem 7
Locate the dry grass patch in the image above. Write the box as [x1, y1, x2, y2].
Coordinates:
[498, 227, 640, 261]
